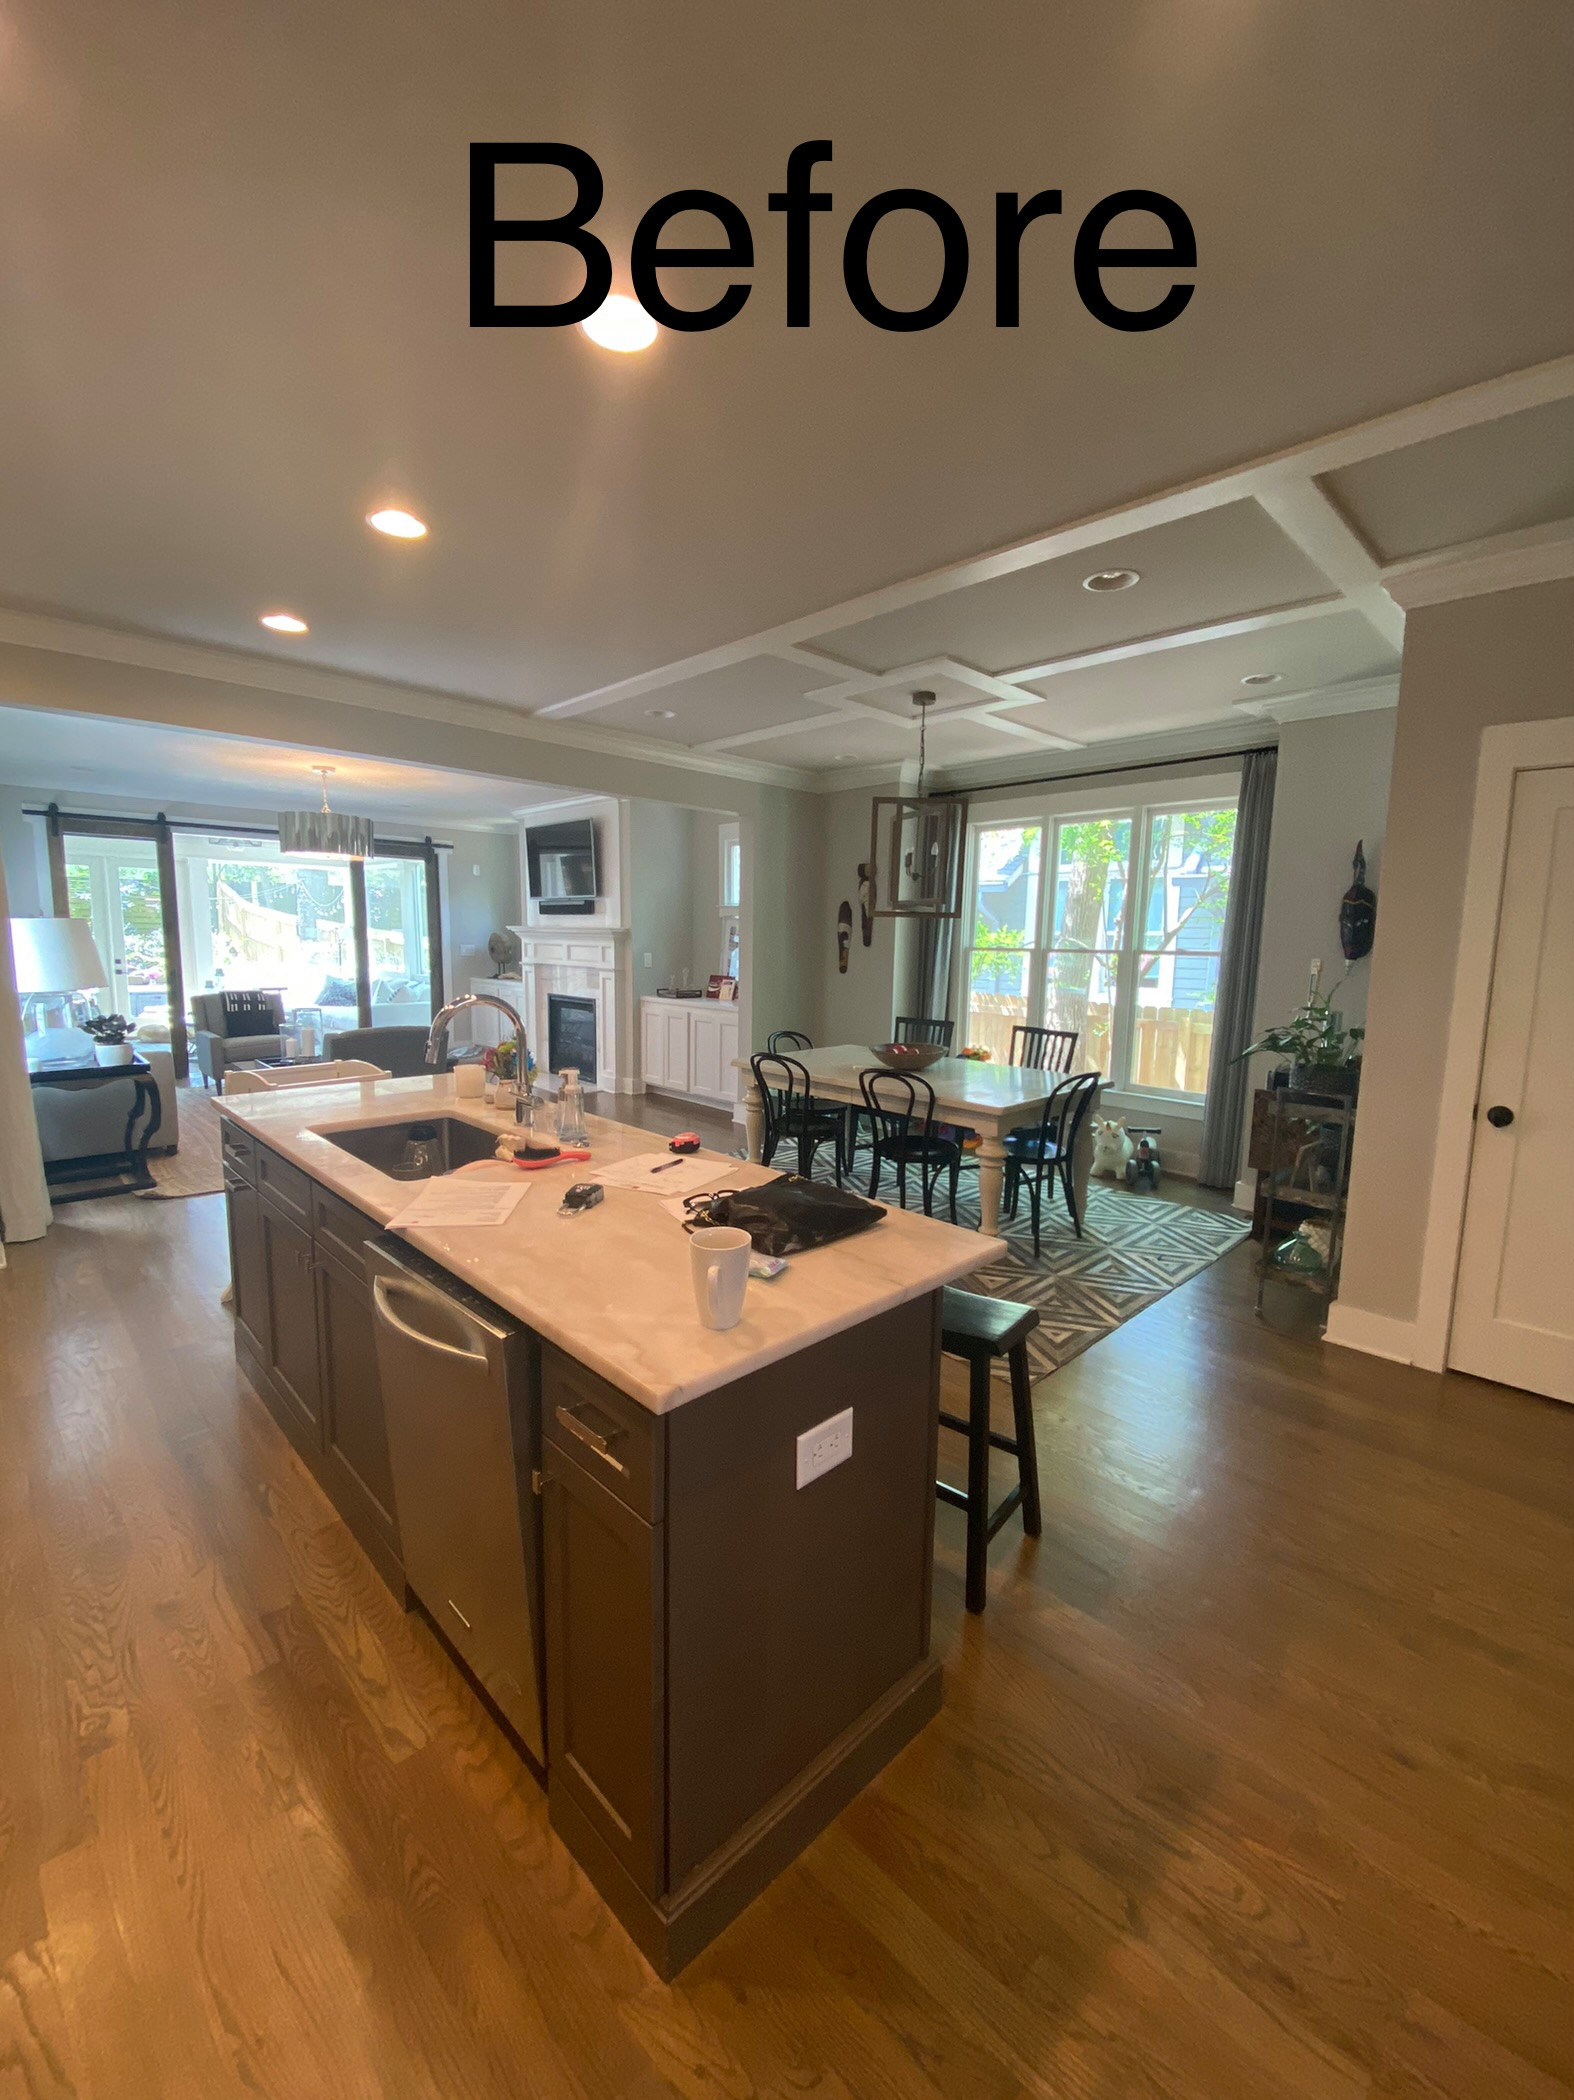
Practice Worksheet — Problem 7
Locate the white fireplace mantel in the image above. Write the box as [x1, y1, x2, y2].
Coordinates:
[502, 927, 630, 1096]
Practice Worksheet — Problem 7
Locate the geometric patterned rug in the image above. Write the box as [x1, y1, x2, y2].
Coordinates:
[812, 1159, 1250, 1381]
[960, 1181, 1251, 1379]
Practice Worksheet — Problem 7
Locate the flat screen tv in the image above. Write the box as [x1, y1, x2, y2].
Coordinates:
[526, 817, 600, 914]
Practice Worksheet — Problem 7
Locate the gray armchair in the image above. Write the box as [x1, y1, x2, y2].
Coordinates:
[191, 990, 285, 1092]
[323, 1025, 446, 1077]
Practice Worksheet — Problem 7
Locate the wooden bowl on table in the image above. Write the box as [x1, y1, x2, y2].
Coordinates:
[868, 1041, 948, 1073]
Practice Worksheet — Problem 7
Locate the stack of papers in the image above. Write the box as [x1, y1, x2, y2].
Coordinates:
[588, 1153, 733, 1198]
[392, 1179, 530, 1231]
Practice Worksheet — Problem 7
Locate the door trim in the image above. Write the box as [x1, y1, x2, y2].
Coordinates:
[1412, 716, 1574, 1374]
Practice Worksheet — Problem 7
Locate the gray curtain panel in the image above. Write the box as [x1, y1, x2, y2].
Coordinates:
[1198, 746, 1278, 1188]
[913, 908, 956, 1039]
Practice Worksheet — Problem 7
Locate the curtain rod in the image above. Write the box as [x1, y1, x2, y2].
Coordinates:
[23, 806, 453, 851]
[931, 743, 1270, 800]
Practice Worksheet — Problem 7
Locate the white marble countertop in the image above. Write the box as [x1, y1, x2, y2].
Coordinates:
[217, 1075, 1003, 1414]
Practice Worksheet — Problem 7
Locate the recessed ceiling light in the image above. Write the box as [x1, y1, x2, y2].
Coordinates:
[1081, 568, 1141, 592]
[260, 611, 308, 634]
[366, 507, 427, 539]
[645, 707, 676, 719]
[580, 295, 659, 354]
[1240, 671, 1282, 687]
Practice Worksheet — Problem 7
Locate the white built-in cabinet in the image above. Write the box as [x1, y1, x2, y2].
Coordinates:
[641, 996, 740, 1110]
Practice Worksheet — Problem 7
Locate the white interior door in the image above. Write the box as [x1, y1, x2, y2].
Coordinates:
[1448, 765, 1574, 1403]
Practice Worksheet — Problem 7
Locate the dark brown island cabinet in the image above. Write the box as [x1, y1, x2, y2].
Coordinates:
[221, 1121, 943, 1975]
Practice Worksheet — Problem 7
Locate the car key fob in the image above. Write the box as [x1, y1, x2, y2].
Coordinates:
[559, 1181, 604, 1215]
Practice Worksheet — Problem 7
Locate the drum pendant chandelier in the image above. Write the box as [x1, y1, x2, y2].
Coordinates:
[278, 766, 375, 860]
[867, 692, 967, 919]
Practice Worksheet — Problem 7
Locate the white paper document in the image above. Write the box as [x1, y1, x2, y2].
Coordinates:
[392, 1178, 530, 1230]
[589, 1153, 732, 1198]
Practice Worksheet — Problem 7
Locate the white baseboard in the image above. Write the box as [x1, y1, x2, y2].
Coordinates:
[1323, 1302, 1418, 1364]
[1231, 1177, 1256, 1214]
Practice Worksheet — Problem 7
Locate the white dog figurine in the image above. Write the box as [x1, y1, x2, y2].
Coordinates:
[1090, 1116, 1134, 1179]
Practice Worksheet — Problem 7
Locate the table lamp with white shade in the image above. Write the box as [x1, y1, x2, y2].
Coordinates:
[8, 917, 111, 1064]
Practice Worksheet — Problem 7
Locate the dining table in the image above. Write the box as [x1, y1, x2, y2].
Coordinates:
[736, 1045, 1102, 1236]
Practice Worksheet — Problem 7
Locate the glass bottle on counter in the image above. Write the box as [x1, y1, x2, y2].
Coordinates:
[557, 1068, 588, 1146]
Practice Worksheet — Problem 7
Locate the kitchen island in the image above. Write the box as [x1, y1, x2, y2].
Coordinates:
[217, 1074, 1001, 1975]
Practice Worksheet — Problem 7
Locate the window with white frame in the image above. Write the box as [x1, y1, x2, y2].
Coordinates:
[962, 790, 1238, 1099]
[718, 821, 741, 975]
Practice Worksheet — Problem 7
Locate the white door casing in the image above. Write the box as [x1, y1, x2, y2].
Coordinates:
[1447, 765, 1574, 1402]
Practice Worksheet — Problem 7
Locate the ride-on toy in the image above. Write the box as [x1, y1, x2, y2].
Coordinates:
[1125, 1127, 1163, 1190]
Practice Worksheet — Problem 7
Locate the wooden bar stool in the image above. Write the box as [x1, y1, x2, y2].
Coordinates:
[937, 1287, 1043, 1613]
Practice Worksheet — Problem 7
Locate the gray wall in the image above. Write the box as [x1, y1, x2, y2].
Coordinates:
[1339, 577, 1574, 1325]
[742, 790, 825, 1056]
[688, 811, 723, 983]
[1238, 707, 1397, 1181]
[630, 801, 700, 1001]
[443, 826, 522, 997]
[819, 786, 898, 1046]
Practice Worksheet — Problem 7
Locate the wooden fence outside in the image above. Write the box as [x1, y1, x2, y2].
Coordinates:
[965, 992, 1214, 1093]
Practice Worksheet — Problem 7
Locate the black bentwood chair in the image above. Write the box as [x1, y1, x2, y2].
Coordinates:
[1003, 1069, 1102, 1252]
[1008, 1023, 1079, 1073]
[893, 1015, 955, 1049]
[766, 1030, 814, 1054]
[858, 1068, 961, 1221]
[751, 1053, 845, 1183]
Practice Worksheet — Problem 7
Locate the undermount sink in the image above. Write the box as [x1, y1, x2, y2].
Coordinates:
[318, 1116, 501, 1180]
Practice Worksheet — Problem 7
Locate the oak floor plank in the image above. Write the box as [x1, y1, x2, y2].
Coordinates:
[0, 1190, 1567, 2100]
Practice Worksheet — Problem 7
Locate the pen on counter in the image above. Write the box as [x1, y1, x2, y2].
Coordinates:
[649, 1158, 686, 1174]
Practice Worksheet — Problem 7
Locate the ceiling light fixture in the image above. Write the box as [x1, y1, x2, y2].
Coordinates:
[1081, 568, 1140, 593]
[645, 708, 677, 719]
[867, 691, 967, 920]
[279, 766, 374, 860]
[580, 294, 659, 354]
[260, 611, 309, 634]
[1240, 671, 1282, 687]
[366, 507, 428, 539]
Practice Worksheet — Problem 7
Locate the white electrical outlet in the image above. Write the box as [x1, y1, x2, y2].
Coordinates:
[796, 1407, 853, 1489]
[643, 951, 653, 968]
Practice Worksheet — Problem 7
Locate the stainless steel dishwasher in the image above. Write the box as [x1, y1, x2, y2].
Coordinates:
[366, 1234, 544, 1764]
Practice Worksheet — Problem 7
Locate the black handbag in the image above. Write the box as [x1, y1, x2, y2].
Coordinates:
[682, 1175, 886, 1257]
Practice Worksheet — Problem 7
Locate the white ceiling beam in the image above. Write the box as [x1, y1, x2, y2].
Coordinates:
[1252, 481, 1407, 650]
[1379, 517, 1574, 609]
[532, 354, 1573, 721]
[1233, 673, 1400, 723]
[995, 595, 1348, 689]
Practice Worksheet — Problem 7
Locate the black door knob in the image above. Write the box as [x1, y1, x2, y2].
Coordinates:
[1485, 1105, 1515, 1128]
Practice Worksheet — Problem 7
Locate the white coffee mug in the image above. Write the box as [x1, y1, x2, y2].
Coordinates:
[455, 1062, 486, 1099]
[690, 1227, 751, 1331]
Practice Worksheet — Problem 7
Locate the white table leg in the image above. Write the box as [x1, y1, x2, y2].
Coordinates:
[744, 1091, 765, 1165]
[977, 1133, 1007, 1236]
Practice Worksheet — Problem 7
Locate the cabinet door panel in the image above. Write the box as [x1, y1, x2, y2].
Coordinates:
[316, 1251, 400, 1552]
[641, 1005, 666, 1087]
[260, 1201, 322, 1439]
[224, 1176, 267, 1361]
[690, 1013, 723, 1099]
[663, 1011, 690, 1092]
[544, 1444, 664, 1897]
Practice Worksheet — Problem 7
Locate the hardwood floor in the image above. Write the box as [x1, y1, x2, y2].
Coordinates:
[0, 1192, 1568, 2098]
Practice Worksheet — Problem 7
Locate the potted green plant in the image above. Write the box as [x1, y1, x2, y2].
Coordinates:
[1238, 994, 1364, 1096]
[84, 1013, 137, 1067]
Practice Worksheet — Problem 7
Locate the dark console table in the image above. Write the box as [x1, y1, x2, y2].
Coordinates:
[28, 1055, 162, 1200]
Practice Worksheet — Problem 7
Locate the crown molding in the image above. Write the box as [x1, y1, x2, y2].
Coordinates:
[0, 606, 818, 795]
[1233, 673, 1400, 723]
[1380, 519, 1574, 610]
[923, 717, 1277, 798]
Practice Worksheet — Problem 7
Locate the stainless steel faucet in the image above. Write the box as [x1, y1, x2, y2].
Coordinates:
[426, 994, 533, 1122]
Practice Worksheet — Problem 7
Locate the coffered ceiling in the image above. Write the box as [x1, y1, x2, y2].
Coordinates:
[0, 1, 1569, 790]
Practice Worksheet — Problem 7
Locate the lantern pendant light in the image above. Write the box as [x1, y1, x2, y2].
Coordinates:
[867, 691, 967, 919]
[278, 766, 375, 860]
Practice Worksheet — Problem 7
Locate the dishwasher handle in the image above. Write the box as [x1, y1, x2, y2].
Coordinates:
[372, 1274, 492, 1365]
